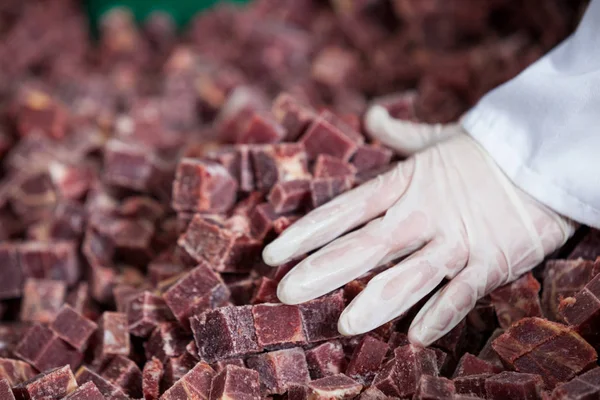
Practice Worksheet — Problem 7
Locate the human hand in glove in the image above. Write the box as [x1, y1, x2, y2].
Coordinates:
[262, 105, 576, 347]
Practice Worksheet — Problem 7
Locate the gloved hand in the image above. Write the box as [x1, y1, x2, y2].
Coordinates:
[263, 105, 576, 346]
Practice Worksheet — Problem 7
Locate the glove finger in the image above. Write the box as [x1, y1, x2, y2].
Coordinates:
[276, 212, 432, 305]
[337, 242, 459, 336]
[364, 105, 461, 156]
[408, 265, 486, 347]
[263, 159, 415, 266]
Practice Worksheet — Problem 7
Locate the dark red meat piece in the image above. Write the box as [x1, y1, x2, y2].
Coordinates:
[306, 374, 362, 400]
[310, 176, 353, 208]
[490, 273, 543, 329]
[209, 365, 261, 400]
[345, 335, 389, 385]
[14, 324, 82, 372]
[144, 322, 190, 363]
[126, 291, 175, 337]
[560, 271, 600, 347]
[100, 355, 143, 398]
[49, 304, 97, 351]
[237, 112, 286, 144]
[94, 312, 130, 361]
[414, 375, 456, 400]
[298, 291, 345, 343]
[0, 378, 15, 400]
[19, 278, 66, 324]
[13, 365, 78, 400]
[0, 358, 36, 386]
[484, 371, 543, 400]
[246, 347, 310, 395]
[271, 93, 317, 141]
[300, 111, 362, 161]
[267, 180, 311, 213]
[75, 367, 128, 400]
[305, 341, 347, 379]
[142, 357, 163, 400]
[453, 353, 502, 378]
[252, 304, 306, 349]
[313, 155, 357, 179]
[250, 143, 310, 191]
[63, 382, 105, 400]
[550, 367, 600, 400]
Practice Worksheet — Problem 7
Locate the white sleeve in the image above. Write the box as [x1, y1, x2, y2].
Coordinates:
[462, 0, 600, 229]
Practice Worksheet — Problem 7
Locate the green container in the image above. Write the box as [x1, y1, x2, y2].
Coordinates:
[85, 0, 251, 33]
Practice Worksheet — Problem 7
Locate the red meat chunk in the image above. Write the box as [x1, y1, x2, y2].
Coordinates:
[163, 263, 230, 329]
[250, 203, 279, 240]
[251, 143, 310, 191]
[63, 382, 105, 400]
[492, 317, 597, 388]
[246, 347, 310, 395]
[100, 355, 143, 398]
[212, 359, 245, 373]
[414, 375, 456, 400]
[252, 304, 306, 349]
[453, 374, 492, 399]
[568, 230, 600, 260]
[453, 353, 502, 378]
[271, 93, 317, 141]
[161, 362, 215, 400]
[14, 365, 78, 400]
[485, 371, 543, 400]
[345, 335, 389, 385]
[550, 367, 600, 400]
[0, 379, 13, 400]
[75, 367, 129, 400]
[126, 291, 175, 337]
[191, 306, 261, 362]
[267, 180, 311, 213]
[13, 90, 69, 140]
[14, 324, 82, 372]
[306, 374, 362, 400]
[358, 387, 388, 400]
[16, 241, 80, 286]
[490, 273, 543, 329]
[299, 291, 345, 343]
[178, 215, 261, 273]
[144, 322, 190, 364]
[305, 341, 347, 379]
[350, 145, 393, 172]
[94, 312, 130, 361]
[209, 365, 261, 400]
[560, 271, 600, 347]
[372, 345, 439, 398]
[432, 318, 468, 360]
[0, 358, 36, 386]
[20, 278, 66, 323]
[162, 353, 197, 389]
[542, 258, 600, 321]
[313, 155, 357, 178]
[251, 277, 279, 304]
[142, 357, 163, 400]
[0, 245, 23, 299]
[48, 305, 95, 353]
[478, 329, 505, 369]
[172, 158, 237, 213]
[237, 112, 286, 144]
[310, 176, 353, 208]
[300, 110, 363, 161]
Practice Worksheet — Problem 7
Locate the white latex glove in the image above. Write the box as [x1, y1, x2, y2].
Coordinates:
[263, 106, 575, 346]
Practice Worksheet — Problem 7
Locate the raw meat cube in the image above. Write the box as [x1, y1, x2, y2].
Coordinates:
[372, 345, 439, 398]
[414, 375, 456, 400]
[387, 332, 410, 350]
[0, 325, 29, 359]
[478, 329, 505, 369]
[271, 93, 317, 141]
[14, 324, 82, 372]
[13, 366, 77, 400]
[306, 374, 362, 400]
[213, 359, 245, 373]
[345, 335, 389, 384]
[172, 158, 237, 213]
[144, 322, 190, 363]
[550, 367, 600, 399]
[19, 241, 80, 285]
[161, 362, 215, 400]
[50, 305, 97, 351]
[313, 155, 357, 178]
[492, 317, 597, 388]
[178, 215, 261, 273]
[358, 387, 388, 400]
[350, 145, 393, 172]
[75, 367, 128, 400]
[485, 371, 543, 400]
[252, 304, 306, 348]
[13, 90, 69, 139]
[542, 258, 600, 321]
[432, 318, 468, 360]
[142, 357, 163, 400]
[163, 263, 230, 329]
[162, 354, 197, 389]
[0, 358, 36, 386]
[453, 353, 502, 378]
[467, 296, 497, 333]
[226, 275, 256, 306]
[63, 382, 105, 400]
[95, 312, 130, 360]
[300, 111, 362, 161]
[191, 306, 261, 362]
[310, 176, 353, 208]
[251, 277, 279, 304]
[299, 291, 345, 343]
[251, 143, 310, 191]
[100, 355, 142, 398]
[287, 384, 311, 400]
[217, 86, 270, 144]
[246, 348, 310, 394]
[453, 374, 492, 399]
[65, 283, 93, 318]
[250, 203, 279, 240]
[568, 230, 600, 260]
[0, 379, 14, 400]
[267, 180, 311, 213]
[306, 341, 347, 379]
[237, 112, 286, 144]
[210, 365, 260, 400]
[0, 245, 23, 299]
[560, 270, 600, 346]
[20, 279, 66, 323]
[490, 273, 543, 329]
[126, 291, 175, 337]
